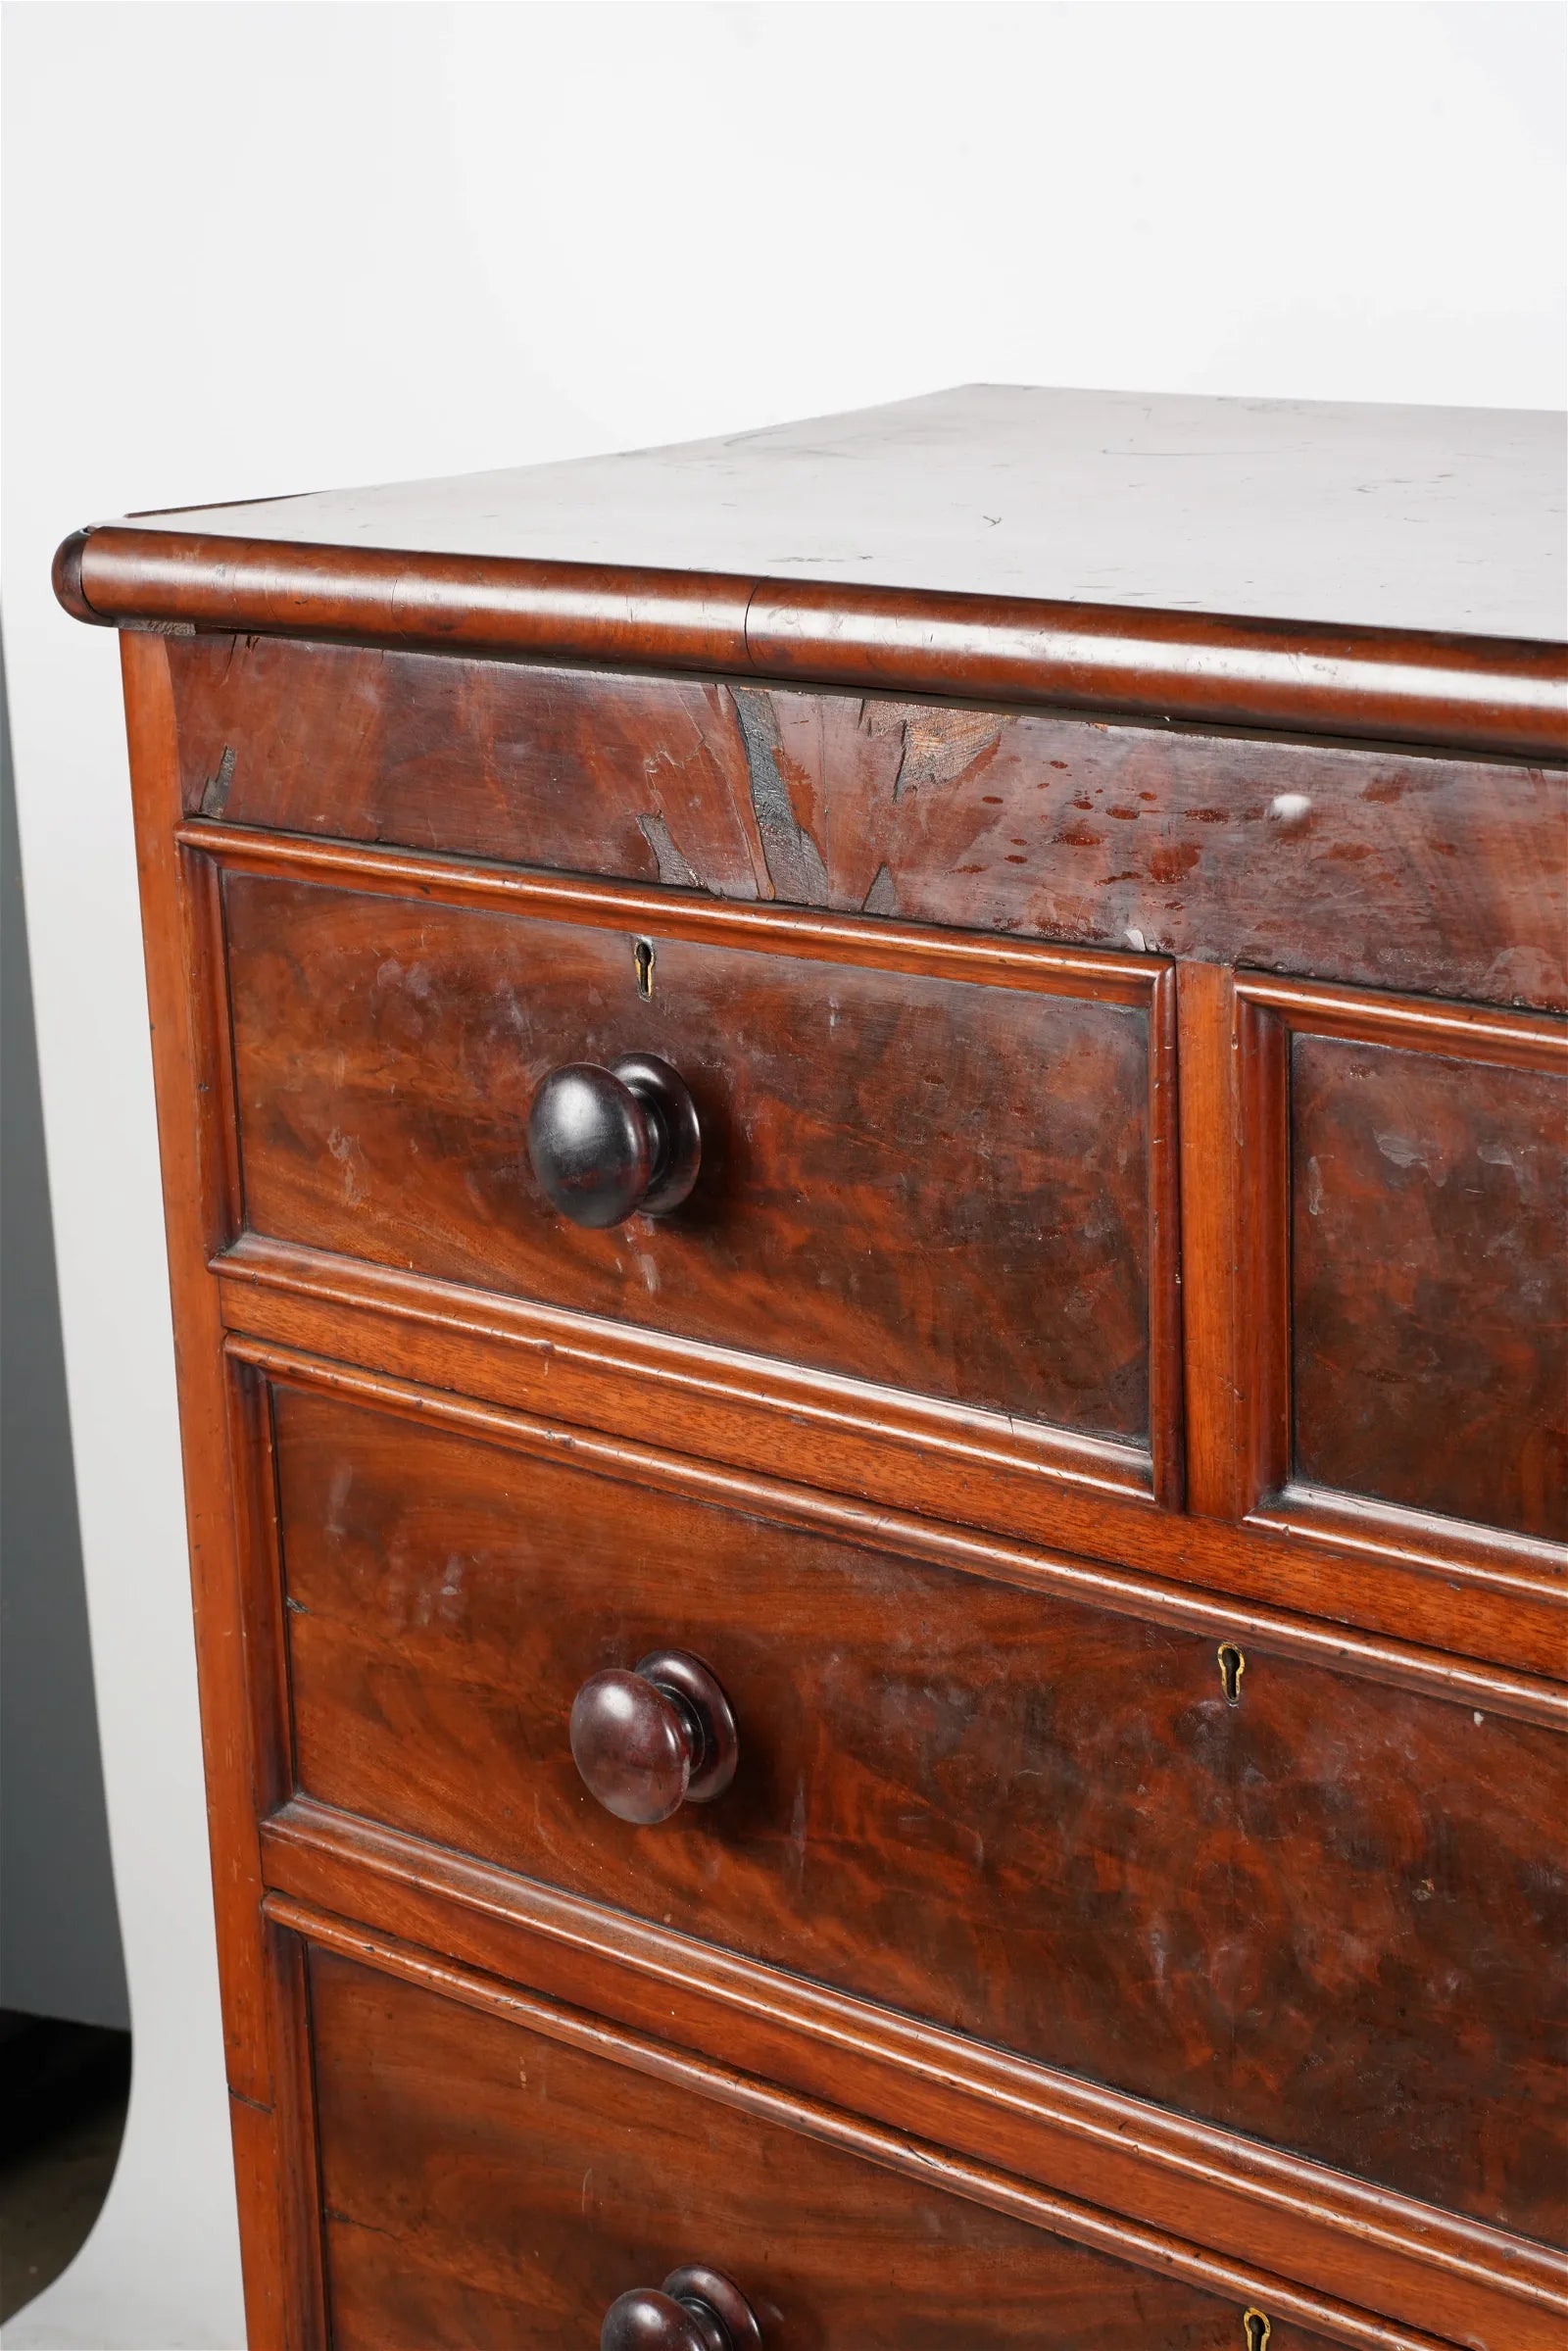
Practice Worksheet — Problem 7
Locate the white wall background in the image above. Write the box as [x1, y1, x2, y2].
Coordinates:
[3, 3, 1563, 2343]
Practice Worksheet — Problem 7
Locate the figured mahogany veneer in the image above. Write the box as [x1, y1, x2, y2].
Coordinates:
[260, 1370, 1565, 2246]
[53, 384, 1568, 759]
[305, 1941, 1346, 2351]
[218, 859, 1172, 1460]
[63, 389, 1567, 2351]
[165, 635, 1565, 1012]
[1291, 1034, 1566, 1542]
[1185, 972, 1568, 1562]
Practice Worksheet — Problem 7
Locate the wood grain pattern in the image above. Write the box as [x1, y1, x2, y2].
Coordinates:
[219, 1240, 1568, 1679]
[307, 1942, 1347, 2351]
[55, 384, 1568, 756]
[271, 1379, 1568, 2242]
[222, 868, 1161, 1446]
[263, 1799, 1568, 2351]
[165, 634, 1568, 1008]
[83, 390, 1568, 2350]
[69, 524, 1568, 759]
[1292, 1035, 1568, 1542]
[91, 387, 1568, 638]
[232, 1337, 1568, 1731]
[117, 635, 320, 2348]
[1179, 966, 1568, 1585]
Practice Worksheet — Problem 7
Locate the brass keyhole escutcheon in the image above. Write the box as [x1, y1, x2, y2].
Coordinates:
[1243, 2311, 1271, 2351]
[634, 938, 656, 1000]
[1218, 1642, 1246, 1705]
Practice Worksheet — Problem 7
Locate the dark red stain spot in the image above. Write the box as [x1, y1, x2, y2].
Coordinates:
[1362, 775, 1409, 805]
[1192, 808, 1230, 823]
[981, 795, 1004, 805]
[1072, 796, 1095, 810]
[1107, 807, 1140, 820]
[1056, 827, 1103, 849]
[1150, 842, 1201, 883]
[1005, 855, 1028, 864]
[1051, 759, 1069, 770]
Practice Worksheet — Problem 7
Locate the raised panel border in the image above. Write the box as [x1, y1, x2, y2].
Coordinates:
[1245, 977, 1567, 1568]
[1180, 964, 1568, 1598]
[179, 813, 1184, 1509]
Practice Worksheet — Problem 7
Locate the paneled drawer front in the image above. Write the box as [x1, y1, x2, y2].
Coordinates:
[1292, 1031, 1566, 1542]
[272, 1376, 1567, 2242]
[1227, 977, 1568, 1551]
[309, 1946, 1327, 2350]
[223, 866, 1173, 1456]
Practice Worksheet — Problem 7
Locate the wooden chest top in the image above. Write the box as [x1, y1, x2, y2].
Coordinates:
[56, 383, 1568, 759]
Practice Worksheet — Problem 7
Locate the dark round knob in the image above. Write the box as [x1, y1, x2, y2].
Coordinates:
[527, 1053, 700, 1229]
[601, 2267, 761, 2351]
[569, 1649, 738, 1826]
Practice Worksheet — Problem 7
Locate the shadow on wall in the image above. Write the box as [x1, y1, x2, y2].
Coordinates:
[0, 630, 131, 2318]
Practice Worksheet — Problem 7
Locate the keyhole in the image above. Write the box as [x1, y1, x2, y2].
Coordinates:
[1218, 1643, 1246, 1705]
[1243, 2311, 1271, 2351]
[634, 939, 655, 1000]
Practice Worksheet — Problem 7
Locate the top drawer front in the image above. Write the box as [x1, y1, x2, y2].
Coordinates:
[222, 866, 1169, 1454]
[171, 634, 1568, 1011]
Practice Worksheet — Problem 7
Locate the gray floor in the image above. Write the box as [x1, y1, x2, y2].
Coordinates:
[0, 2016, 129, 2325]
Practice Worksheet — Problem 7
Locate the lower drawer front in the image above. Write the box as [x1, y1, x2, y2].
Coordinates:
[273, 1378, 1567, 2242]
[310, 1948, 1321, 2350]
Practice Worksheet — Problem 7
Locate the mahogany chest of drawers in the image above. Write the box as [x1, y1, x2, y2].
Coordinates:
[57, 387, 1566, 2350]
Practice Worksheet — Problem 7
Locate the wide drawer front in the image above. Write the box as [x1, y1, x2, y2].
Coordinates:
[270, 1374, 1566, 2243]
[221, 864, 1172, 1465]
[309, 1946, 1329, 2350]
[172, 634, 1568, 1013]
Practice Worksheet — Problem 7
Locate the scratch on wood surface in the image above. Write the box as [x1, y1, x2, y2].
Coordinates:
[862, 701, 1003, 797]
[635, 810, 702, 890]
[733, 687, 829, 906]
[200, 744, 237, 818]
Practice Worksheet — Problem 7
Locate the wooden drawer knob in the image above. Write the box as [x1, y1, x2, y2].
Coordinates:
[569, 1649, 738, 1826]
[527, 1053, 701, 1228]
[601, 2266, 761, 2351]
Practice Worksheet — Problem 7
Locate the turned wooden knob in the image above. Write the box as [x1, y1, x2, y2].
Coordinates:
[601, 2266, 761, 2351]
[569, 1650, 738, 1826]
[527, 1053, 701, 1228]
